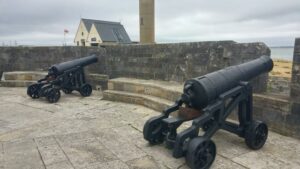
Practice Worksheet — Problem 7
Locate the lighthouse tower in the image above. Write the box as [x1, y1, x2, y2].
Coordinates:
[139, 0, 155, 43]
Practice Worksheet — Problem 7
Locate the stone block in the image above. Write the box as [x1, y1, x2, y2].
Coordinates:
[253, 94, 291, 115]
[291, 102, 300, 116]
[96, 129, 146, 162]
[103, 90, 173, 112]
[232, 151, 293, 169]
[0, 80, 35, 87]
[0, 142, 3, 169]
[36, 144, 68, 166]
[126, 156, 160, 169]
[290, 83, 300, 99]
[291, 38, 300, 99]
[56, 132, 117, 169]
[87, 160, 129, 169]
[46, 161, 74, 169]
[86, 73, 109, 90]
[3, 139, 44, 169]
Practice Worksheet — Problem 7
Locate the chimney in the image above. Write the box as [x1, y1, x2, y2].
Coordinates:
[139, 0, 155, 43]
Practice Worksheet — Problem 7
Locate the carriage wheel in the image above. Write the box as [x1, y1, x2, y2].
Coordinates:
[186, 137, 216, 169]
[46, 88, 61, 103]
[143, 117, 165, 145]
[245, 121, 268, 150]
[79, 84, 92, 97]
[27, 84, 41, 99]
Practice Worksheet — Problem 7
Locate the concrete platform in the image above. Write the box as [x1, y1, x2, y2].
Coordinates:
[0, 87, 299, 169]
[0, 71, 47, 87]
[0, 71, 109, 90]
[103, 78, 182, 112]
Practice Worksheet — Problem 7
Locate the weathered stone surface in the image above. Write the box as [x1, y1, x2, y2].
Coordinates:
[96, 129, 147, 162]
[291, 38, 300, 100]
[86, 73, 109, 90]
[2, 71, 47, 81]
[179, 155, 247, 169]
[3, 139, 45, 169]
[86, 160, 129, 169]
[103, 90, 173, 112]
[0, 142, 3, 169]
[46, 161, 74, 169]
[232, 151, 291, 169]
[107, 78, 182, 102]
[267, 76, 291, 95]
[0, 80, 35, 87]
[34, 137, 69, 166]
[0, 41, 270, 92]
[0, 71, 109, 89]
[291, 102, 300, 116]
[126, 156, 160, 169]
[211, 155, 247, 169]
[213, 131, 251, 159]
[0, 87, 299, 169]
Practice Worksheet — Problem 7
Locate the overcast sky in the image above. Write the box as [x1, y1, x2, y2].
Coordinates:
[0, 0, 299, 46]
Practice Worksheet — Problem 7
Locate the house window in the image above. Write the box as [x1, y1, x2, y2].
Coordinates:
[140, 17, 144, 26]
[77, 41, 79, 46]
[81, 39, 85, 46]
[91, 37, 97, 41]
[113, 28, 124, 42]
[82, 32, 84, 36]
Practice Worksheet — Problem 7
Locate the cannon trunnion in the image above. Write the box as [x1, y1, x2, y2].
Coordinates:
[27, 55, 98, 103]
[143, 56, 273, 169]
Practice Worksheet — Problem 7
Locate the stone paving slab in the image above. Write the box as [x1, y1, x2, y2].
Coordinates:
[0, 142, 3, 169]
[0, 87, 299, 169]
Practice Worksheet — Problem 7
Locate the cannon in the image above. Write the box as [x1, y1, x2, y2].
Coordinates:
[143, 56, 273, 169]
[27, 55, 98, 103]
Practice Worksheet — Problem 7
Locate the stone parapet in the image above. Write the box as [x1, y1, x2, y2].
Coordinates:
[267, 76, 290, 95]
[86, 73, 109, 90]
[290, 38, 300, 117]
[0, 71, 109, 89]
[291, 38, 300, 100]
[0, 41, 270, 93]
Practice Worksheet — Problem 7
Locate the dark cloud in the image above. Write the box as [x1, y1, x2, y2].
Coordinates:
[0, 0, 299, 46]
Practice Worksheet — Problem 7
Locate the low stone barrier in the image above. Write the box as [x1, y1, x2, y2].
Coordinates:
[0, 71, 109, 89]
[267, 76, 291, 95]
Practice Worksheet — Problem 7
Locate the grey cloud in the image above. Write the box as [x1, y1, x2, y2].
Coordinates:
[0, 0, 299, 46]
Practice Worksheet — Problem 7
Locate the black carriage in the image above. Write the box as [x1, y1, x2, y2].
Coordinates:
[143, 56, 273, 169]
[27, 55, 98, 103]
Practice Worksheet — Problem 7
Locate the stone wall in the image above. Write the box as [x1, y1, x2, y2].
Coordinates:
[291, 38, 300, 99]
[104, 41, 270, 92]
[288, 38, 300, 138]
[0, 41, 270, 92]
[254, 37, 300, 139]
[267, 76, 290, 95]
[0, 47, 107, 77]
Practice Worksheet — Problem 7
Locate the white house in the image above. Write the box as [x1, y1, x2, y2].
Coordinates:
[74, 18, 132, 46]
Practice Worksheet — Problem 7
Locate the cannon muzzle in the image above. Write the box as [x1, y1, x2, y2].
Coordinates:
[48, 55, 98, 76]
[183, 55, 273, 109]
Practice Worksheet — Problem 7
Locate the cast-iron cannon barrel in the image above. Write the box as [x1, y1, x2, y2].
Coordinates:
[182, 55, 273, 109]
[48, 55, 98, 75]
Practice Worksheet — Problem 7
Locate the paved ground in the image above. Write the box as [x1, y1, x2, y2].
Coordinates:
[0, 87, 299, 169]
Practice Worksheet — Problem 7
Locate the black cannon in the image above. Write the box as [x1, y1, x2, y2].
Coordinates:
[143, 56, 273, 169]
[27, 55, 98, 103]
